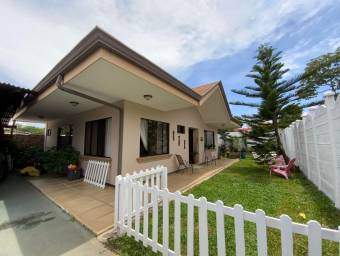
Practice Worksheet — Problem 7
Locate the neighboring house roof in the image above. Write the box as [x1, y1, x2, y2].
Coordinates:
[0, 82, 35, 127]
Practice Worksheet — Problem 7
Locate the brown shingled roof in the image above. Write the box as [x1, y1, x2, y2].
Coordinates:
[192, 81, 219, 96]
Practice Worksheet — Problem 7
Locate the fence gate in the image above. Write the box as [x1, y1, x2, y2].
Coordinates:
[83, 160, 110, 189]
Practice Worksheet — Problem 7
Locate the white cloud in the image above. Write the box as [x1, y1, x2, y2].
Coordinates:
[0, 0, 334, 88]
[283, 36, 340, 75]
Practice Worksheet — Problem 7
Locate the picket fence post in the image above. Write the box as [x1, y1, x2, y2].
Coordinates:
[216, 200, 226, 256]
[324, 91, 340, 208]
[234, 204, 245, 256]
[187, 194, 195, 256]
[152, 187, 159, 252]
[307, 220, 322, 256]
[199, 197, 209, 256]
[255, 209, 267, 256]
[114, 175, 121, 230]
[162, 188, 169, 255]
[280, 214, 293, 256]
[174, 191, 181, 255]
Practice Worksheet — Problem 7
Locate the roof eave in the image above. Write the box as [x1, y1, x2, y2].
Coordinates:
[33, 27, 201, 101]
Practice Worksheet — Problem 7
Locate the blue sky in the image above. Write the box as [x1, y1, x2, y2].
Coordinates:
[1, 0, 339, 120]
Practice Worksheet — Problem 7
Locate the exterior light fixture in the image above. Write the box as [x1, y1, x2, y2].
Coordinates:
[143, 94, 152, 101]
[69, 101, 79, 107]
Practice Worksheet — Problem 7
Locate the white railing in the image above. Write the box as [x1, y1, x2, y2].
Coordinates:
[281, 91, 340, 208]
[115, 167, 340, 256]
[114, 165, 167, 228]
[83, 160, 110, 189]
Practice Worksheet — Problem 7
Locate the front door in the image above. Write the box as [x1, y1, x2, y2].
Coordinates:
[189, 128, 198, 164]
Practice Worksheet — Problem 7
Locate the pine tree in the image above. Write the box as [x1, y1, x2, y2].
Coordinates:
[231, 45, 317, 162]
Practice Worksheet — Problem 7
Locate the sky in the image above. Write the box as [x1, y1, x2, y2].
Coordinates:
[1, 0, 340, 122]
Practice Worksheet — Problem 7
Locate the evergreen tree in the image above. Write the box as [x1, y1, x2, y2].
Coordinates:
[231, 45, 317, 161]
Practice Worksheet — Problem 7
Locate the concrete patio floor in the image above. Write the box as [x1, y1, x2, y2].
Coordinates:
[28, 158, 238, 236]
[28, 178, 115, 236]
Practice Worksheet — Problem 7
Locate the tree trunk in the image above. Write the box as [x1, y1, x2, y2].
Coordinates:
[273, 119, 289, 163]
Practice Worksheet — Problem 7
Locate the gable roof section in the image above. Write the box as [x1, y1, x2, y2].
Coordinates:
[193, 81, 240, 126]
[33, 26, 201, 101]
[28, 26, 238, 125]
[192, 81, 219, 96]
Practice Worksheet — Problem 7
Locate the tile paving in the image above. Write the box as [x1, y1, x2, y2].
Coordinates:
[28, 158, 238, 235]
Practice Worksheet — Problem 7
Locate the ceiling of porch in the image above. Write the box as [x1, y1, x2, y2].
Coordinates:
[65, 58, 193, 111]
[17, 89, 102, 122]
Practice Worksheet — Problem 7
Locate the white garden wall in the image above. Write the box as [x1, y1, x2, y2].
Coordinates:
[281, 91, 340, 208]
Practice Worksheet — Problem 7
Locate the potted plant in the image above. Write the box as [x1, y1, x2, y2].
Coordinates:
[240, 148, 247, 159]
[67, 164, 81, 180]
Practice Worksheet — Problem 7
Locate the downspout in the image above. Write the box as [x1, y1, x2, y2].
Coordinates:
[56, 74, 123, 175]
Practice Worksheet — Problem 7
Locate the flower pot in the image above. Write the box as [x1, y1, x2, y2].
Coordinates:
[67, 170, 81, 181]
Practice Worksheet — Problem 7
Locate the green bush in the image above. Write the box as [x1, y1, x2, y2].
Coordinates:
[15, 146, 44, 169]
[41, 147, 80, 175]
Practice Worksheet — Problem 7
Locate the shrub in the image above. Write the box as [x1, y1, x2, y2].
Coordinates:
[14, 146, 44, 169]
[41, 147, 79, 175]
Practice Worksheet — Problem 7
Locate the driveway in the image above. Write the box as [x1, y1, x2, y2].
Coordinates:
[0, 174, 114, 256]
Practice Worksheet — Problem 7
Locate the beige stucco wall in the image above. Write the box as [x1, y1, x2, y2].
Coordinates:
[120, 101, 218, 176]
[45, 105, 120, 185]
[45, 101, 218, 184]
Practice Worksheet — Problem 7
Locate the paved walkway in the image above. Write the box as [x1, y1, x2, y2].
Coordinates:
[0, 174, 114, 256]
[28, 177, 114, 235]
[168, 158, 238, 192]
[27, 158, 238, 236]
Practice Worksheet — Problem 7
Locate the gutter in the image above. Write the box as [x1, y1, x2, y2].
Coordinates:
[56, 74, 123, 175]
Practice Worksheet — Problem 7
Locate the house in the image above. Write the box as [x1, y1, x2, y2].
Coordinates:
[14, 27, 239, 185]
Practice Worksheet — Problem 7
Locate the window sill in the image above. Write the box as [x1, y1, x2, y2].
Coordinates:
[80, 155, 112, 162]
[137, 154, 172, 163]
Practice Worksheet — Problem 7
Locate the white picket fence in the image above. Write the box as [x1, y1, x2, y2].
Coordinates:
[114, 166, 340, 255]
[280, 91, 340, 208]
[83, 160, 110, 189]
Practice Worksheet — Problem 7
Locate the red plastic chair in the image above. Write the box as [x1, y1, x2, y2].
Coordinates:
[268, 155, 285, 166]
[270, 158, 295, 179]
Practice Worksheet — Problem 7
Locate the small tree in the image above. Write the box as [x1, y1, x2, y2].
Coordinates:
[297, 47, 340, 99]
[231, 45, 317, 162]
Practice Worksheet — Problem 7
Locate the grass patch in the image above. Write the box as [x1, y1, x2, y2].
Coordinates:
[109, 158, 340, 255]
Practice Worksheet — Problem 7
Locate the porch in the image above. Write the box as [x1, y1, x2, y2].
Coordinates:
[27, 158, 237, 235]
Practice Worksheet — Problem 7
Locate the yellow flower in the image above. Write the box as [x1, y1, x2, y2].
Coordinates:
[299, 212, 306, 219]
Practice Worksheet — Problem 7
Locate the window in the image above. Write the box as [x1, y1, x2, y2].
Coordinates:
[204, 130, 215, 149]
[57, 125, 73, 149]
[140, 118, 169, 157]
[84, 118, 112, 157]
[177, 125, 185, 134]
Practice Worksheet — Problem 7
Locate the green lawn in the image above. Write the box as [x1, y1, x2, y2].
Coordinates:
[107, 158, 340, 255]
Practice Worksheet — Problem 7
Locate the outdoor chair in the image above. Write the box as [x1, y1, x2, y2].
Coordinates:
[204, 150, 218, 165]
[269, 158, 295, 179]
[268, 155, 285, 166]
[175, 154, 193, 173]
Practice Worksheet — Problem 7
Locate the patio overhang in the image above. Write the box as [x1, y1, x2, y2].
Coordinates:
[15, 53, 198, 122]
